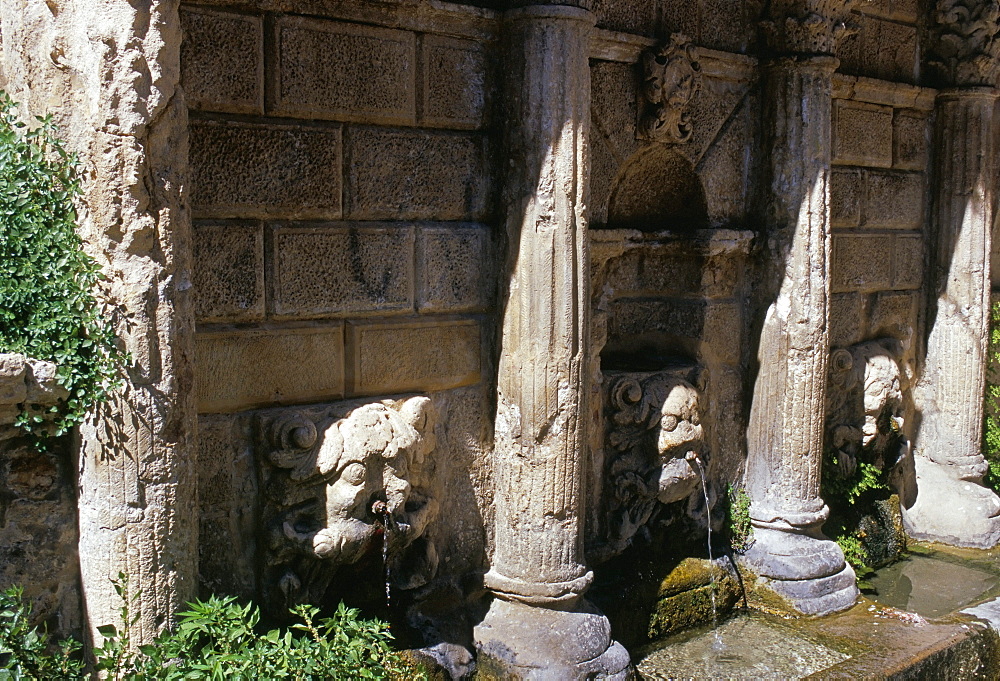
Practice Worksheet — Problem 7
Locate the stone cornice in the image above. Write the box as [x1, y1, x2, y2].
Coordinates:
[761, 0, 859, 56]
[927, 0, 1000, 88]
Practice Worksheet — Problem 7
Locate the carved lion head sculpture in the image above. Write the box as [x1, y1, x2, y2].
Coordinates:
[597, 369, 707, 559]
[258, 396, 439, 611]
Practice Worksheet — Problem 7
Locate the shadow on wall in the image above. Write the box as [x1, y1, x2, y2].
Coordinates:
[606, 146, 709, 233]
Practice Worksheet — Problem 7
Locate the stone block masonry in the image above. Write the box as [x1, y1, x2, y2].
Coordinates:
[182, 5, 496, 416]
[828, 82, 931, 350]
[268, 17, 416, 125]
[193, 221, 265, 323]
[189, 120, 342, 220]
[269, 224, 415, 319]
[181, 8, 263, 114]
[836, 7, 920, 84]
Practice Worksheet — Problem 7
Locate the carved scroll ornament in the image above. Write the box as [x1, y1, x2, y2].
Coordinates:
[639, 34, 702, 144]
[256, 397, 439, 614]
[761, 0, 858, 55]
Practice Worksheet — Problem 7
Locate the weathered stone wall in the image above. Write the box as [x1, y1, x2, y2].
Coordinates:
[1, 0, 199, 646]
[836, 1, 922, 85]
[829, 77, 934, 352]
[180, 1, 498, 600]
[593, 0, 764, 53]
[0, 356, 80, 639]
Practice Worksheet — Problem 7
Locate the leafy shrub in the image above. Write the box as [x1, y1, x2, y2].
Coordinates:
[0, 574, 421, 680]
[823, 458, 888, 506]
[0, 91, 125, 446]
[0, 586, 86, 679]
[724, 484, 754, 553]
[983, 301, 1000, 491]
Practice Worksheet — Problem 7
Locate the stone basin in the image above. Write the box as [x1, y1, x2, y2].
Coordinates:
[636, 614, 850, 679]
[868, 552, 1000, 618]
[635, 543, 1000, 679]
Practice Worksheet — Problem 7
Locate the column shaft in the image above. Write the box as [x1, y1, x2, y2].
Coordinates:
[747, 59, 835, 527]
[905, 89, 1000, 547]
[474, 5, 629, 677]
[741, 54, 858, 615]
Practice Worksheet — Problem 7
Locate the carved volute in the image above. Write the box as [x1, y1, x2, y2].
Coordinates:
[638, 34, 702, 144]
[927, 0, 1000, 87]
[761, 0, 859, 56]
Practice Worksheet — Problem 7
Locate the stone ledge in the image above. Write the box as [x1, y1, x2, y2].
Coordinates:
[833, 74, 936, 111]
[177, 0, 499, 41]
[0, 353, 68, 433]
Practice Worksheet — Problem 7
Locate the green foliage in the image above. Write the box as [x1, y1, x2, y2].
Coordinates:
[823, 458, 887, 506]
[724, 484, 754, 553]
[0, 574, 421, 680]
[0, 91, 125, 446]
[983, 301, 1000, 491]
[822, 440, 893, 588]
[832, 533, 876, 592]
[0, 586, 86, 679]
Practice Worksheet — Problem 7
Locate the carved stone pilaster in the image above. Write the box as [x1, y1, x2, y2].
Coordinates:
[927, 0, 1000, 88]
[638, 34, 701, 144]
[761, 0, 858, 56]
[473, 5, 629, 678]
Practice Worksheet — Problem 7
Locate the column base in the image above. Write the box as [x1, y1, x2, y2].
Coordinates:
[740, 524, 858, 615]
[474, 597, 631, 679]
[902, 457, 1000, 549]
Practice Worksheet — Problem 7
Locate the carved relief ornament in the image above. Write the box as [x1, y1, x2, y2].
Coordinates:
[639, 34, 702, 144]
[256, 397, 440, 614]
[593, 369, 706, 562]
[928, 0, 1000, 87]
[761, 0, 859, 56]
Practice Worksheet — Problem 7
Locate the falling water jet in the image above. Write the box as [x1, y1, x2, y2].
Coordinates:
[372, 500, 393, 608]
[688, 452, 722, 655]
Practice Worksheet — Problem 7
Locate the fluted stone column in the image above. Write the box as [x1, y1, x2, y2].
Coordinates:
[905, 2, 1000, 548]
[0, 0, 198, 644]
[473, 5, 629, 678]
[741, 0, 859, 615]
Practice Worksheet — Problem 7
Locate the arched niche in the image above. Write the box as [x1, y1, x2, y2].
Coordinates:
[605, 145, 708, 232]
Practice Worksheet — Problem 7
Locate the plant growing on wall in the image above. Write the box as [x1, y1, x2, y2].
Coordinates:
[724, 484, 754, 553]
[983, 301, 1000, 491]
[0, 91, 124, 446]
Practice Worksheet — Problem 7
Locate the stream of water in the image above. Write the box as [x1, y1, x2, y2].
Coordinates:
[691, 454, 722, 653]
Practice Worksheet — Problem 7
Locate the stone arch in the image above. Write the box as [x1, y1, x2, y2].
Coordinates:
[605, 145, 708, 232]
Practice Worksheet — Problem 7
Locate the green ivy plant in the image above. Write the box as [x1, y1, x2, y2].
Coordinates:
[0, 91, 125, 446]
[983, 301, 1000, 491]
[0, 574, 423, 680]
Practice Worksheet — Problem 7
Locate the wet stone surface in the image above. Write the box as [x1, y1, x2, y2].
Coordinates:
[868, 553, 1000, 618]
[635, 614, 850, 679]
